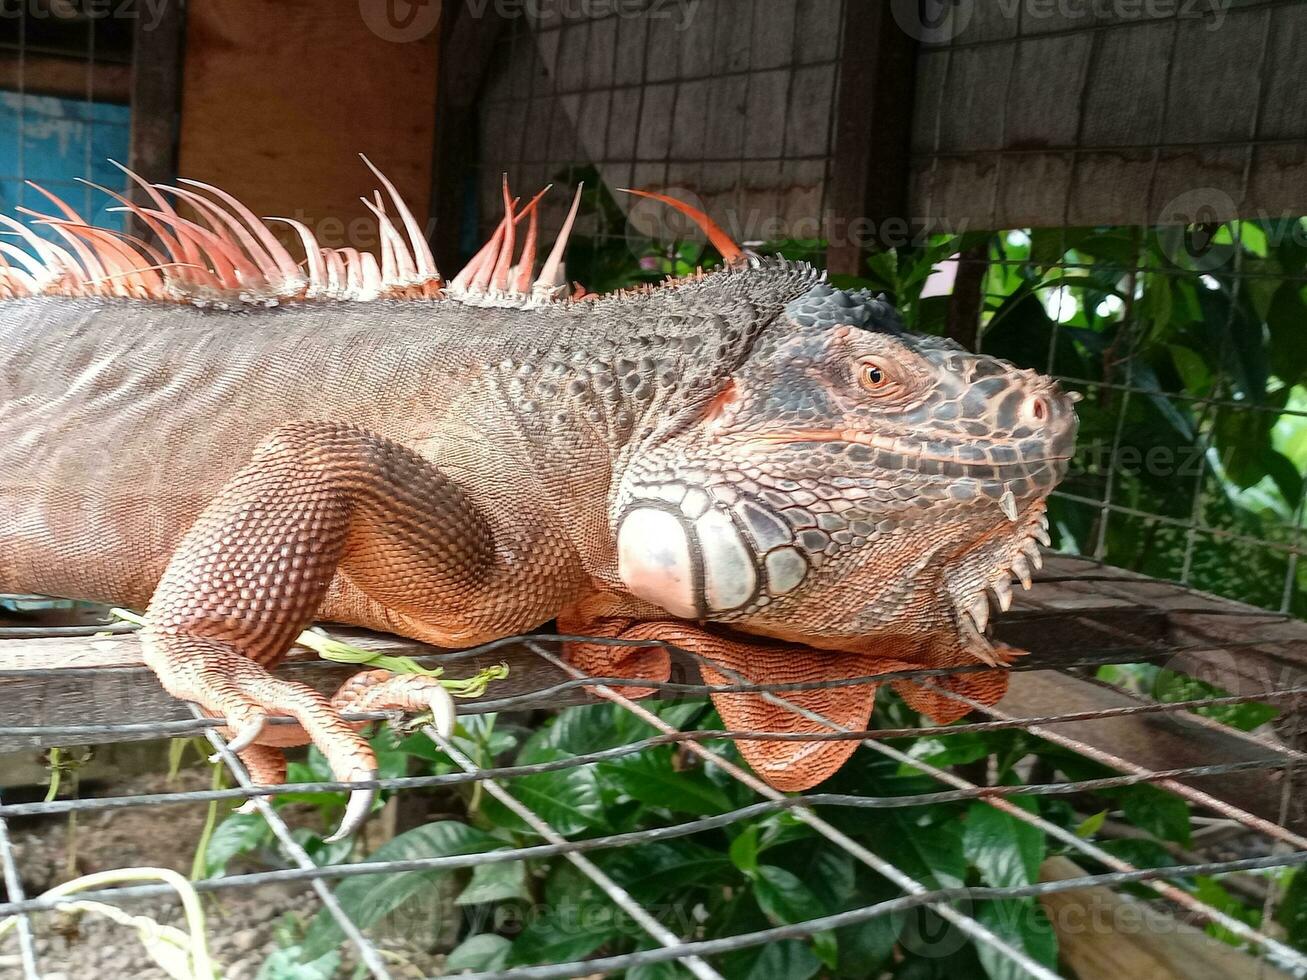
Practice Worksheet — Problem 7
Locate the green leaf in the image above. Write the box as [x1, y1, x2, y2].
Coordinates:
[1075, 810, 1107, 838]
[803, 846, 857, 912]
[480, 748, 604, 836]
[1276, 868, 1307, 952]
[730, 827, 760, 874]
[1099, 837, 1178, 873]
[1168, 344, 1211, 394]
[753, 865, 838, 968]
[506, 900, 620, 966]
[602, 839, 736, 902]
[870, 811, 966, 889]
[721, 937, 821, 980]
[1194, 875, 1261, 945]
[504, 860, 627, 966]
[203, 811, 273, 878]
[1140, 273, 1174, 340]
[456, 859, 530, 905]
[445, 933, 511, 972]
[1121, 784, 1192, 846]
[1215, 401, 1280, 489]
[522, 703, 655, 760]
[650, 699, 711, 729]
[1028, 229, 1065, 268]
[290, 828, 354, 868]
[975, 899, 1059, 980]
[600, 746, 734, 815]
[255, 946, 340, 980]
[754, 865, 827, 924]
[370, 726, 411, 780]
[964, 803, 1044, 888]
[902, 733, 991, 769]
[301, 821, 499, 959]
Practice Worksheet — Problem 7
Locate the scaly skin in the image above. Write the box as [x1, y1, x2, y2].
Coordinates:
[0, 257, 1077, 835]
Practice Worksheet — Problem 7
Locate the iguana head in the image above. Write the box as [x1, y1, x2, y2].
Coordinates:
[615, 277, 1078, 664]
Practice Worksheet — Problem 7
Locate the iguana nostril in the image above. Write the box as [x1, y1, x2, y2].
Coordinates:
[1025, 395, 1050, 424]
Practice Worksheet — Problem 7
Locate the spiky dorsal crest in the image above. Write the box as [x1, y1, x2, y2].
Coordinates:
[0, 157, 729, 311]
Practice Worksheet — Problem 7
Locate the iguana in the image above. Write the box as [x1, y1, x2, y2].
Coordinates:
[0, 161, 1077, 839]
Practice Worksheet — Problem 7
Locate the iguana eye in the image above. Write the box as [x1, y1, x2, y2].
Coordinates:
[859, 360, 892, 393]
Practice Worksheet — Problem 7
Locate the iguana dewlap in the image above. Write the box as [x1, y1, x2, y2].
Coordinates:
[0, 164, 1077, 838]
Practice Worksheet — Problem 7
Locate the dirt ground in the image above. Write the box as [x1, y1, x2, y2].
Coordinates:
[0, 767, 447, 979]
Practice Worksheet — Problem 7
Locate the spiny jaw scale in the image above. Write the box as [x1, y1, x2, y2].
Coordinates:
[955, 506, 1050, 647]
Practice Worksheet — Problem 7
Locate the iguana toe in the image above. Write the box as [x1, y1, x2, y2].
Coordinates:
[218, 712, 269, 757]
[329, 669, 461, 738]
[325, 768, 380, 843]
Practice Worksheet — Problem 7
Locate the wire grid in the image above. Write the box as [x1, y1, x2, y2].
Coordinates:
[5, 594, 1307, 979]
[0, 5, 1304, 980]
[471, 0, 844, 280]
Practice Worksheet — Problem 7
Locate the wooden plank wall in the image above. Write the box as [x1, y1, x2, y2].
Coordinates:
[909, 1, 1307, 229]
[177, 0, 441, 248]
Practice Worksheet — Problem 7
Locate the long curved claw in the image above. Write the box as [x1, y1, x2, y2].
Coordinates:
[427, 686, 457, 738]
[323, 768, 379, 843]
[211, 711, 268, 760]
[234, 798, 259, 816]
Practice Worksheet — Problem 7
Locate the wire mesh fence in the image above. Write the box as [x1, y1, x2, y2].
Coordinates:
[3, 581, 1307, 978]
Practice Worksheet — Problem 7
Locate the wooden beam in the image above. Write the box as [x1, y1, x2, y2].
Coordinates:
[826, 4, 918, 276]
[175, 1, 438, 253]
[1038, 856, 1293, 980]
[1002, 669, 1303, 831]
[946, 242, 988, 351]
[0, 631, 603, 754]
[0, 53, 131, 103]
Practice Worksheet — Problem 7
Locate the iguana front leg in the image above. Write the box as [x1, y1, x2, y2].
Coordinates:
[564, 617, 1011, 791]
[143, 421, 494, 839]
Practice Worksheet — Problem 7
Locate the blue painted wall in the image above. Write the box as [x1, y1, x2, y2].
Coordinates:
[0, 92, 131, 248]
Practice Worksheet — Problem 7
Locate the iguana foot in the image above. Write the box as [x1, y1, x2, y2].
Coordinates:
[144, 634, 378, 840]
[200, 668, 457, 822]
[562, 621, 1015, 791]
[564, 621, 893, 791]
[330, 668, 457, 737]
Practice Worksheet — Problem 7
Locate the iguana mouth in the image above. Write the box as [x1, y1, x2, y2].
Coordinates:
[731, 429, 1070, 477]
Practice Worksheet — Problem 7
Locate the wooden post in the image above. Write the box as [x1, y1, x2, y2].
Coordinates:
[946, 242, 989, 351]
[126, 0, 185, 238]
[826, 4, 918, 277]
[429, 0, 511, 274]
